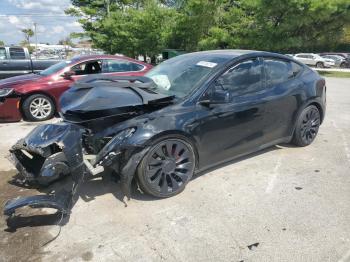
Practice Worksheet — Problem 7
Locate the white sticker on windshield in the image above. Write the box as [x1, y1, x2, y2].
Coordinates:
[196, 61, 217, 68]
[151, 75, 171, 90]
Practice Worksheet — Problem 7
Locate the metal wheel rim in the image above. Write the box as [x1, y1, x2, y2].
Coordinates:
[300, 108, 320, 144]
[29, 97, 52, 119]
[145, 139, 194, 194]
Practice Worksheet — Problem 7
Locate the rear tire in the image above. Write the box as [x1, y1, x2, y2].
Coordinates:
[137, 135, 196, 198]
[292, 105, 321, 147]
[340, 62, 347, 68]
[316, 62, 324, 68]
[22, 94, 55, 122]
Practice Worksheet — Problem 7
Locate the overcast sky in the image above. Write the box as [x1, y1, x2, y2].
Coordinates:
[0, 0, 83, 45]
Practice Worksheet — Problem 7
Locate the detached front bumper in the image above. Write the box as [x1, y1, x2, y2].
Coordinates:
[4, 123, 85, 217]
[3, 122, 149, 220]
[0, 97, 22, 122]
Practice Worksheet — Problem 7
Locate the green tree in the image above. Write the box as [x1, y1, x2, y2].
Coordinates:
[68, 0, 176, 59]
[21, 28, 34, 43]
[200, 0, 350, 52]
[0, 40, 4, 46]
[165, 0, 225, 51]
[67, 0, 350, 55]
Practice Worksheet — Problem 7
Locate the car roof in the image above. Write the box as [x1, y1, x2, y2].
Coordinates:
[70, 54, 149, 65]
[295, 53, 317, 55]
[178, 49, 292, 60]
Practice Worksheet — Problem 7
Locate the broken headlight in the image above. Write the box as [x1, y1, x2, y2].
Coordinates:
[93, 127, 136, 166]
[104, 127, 136, 151]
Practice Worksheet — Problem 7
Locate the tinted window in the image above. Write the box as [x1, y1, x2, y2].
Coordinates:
[291, 61, 302, 76]
[103, 59, 144, 73]
[146, 54, 231, 98]
[39, 61, 70, 76]
[217, 59, 263, 95]
[0, 48, 6, 60]
[71, 60, 102, 75]
[9, 47, 26, 59]
[264, 59, 301, 85]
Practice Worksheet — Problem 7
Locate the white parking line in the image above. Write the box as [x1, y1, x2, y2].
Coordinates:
[265, 154, 282, 194]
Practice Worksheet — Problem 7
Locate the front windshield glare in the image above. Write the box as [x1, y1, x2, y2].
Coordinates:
[39, 61, 71, 76]
[145, 54, 231, 98]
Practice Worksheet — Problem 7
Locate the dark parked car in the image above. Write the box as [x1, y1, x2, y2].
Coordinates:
[0, 46, 61, 79]
[0, 54, 152, 122]
[4, 50, 326, 217]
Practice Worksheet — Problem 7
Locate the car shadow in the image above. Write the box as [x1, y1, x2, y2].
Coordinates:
[4, 144, 288, 230]
[132, 144, 284, 201]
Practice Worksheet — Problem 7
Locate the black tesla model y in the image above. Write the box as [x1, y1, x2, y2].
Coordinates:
[5, 50, 326, 216]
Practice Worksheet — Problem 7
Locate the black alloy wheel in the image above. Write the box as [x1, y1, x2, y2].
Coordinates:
[137, 137, 195, 198]
[292, 105, 321, 147]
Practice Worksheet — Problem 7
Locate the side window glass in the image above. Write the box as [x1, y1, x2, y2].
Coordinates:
[264, 59, 294, 85]
[0, 48, 6, 60]
[216, 59, 263, 95]
[103, 59, 143, 73]
[291, 62, 302, 77]
[131, 62, 144, 71]
[9, 47, 26, 59]
[71, 60, 102, 75]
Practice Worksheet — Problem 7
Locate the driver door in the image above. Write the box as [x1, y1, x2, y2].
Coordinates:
[46, 60, 103, 109]
[194, 58, 267, 169]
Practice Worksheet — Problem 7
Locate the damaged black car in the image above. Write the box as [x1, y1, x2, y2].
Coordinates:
[4, 50, 326, 217]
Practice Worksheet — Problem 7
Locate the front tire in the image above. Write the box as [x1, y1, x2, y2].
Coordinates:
[316, 62, 324, 68]
[292, 105, 321, 147]
[137, 136, 196, 198]
[22, 94, 55, 121]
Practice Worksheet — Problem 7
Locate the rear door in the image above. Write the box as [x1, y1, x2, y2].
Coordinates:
[102, 59, 146, 76]
[261, 57, 304, 142]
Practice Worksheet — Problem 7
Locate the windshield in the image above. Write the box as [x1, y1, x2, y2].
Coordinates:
[39, 61, 71, 76]
[145, 53, 232, 98]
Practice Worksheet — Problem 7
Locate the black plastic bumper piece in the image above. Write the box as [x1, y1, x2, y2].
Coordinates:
[4, 191, 71, 216]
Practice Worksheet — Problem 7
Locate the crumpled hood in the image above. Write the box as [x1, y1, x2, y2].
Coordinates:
[59, 76, 174, 124]
[0, 73, 43, 89]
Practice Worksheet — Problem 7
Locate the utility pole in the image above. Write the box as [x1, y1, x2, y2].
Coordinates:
[34, 22, 38, 58]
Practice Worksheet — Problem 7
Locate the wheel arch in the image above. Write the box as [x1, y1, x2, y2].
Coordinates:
[142, 130, 200, 169]
[291, 98, 324, 137]
[308, 101, 324, 123]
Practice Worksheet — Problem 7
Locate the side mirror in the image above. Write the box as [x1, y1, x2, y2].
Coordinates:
[62, 70, 75, 79]
[200, 89, 231, 106]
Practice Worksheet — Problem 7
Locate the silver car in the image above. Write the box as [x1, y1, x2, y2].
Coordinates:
[294, 53, 335, 68]
[320, 55, 348, 68]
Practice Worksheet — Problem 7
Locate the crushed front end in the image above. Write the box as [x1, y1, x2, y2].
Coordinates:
[4, 123, 85, 216]
[4, 76, 173, 221]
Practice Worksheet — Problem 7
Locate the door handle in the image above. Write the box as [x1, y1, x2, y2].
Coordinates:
[2, 62, 8, 65]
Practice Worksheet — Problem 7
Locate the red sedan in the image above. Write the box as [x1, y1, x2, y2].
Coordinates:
[0, 55, 152, 122]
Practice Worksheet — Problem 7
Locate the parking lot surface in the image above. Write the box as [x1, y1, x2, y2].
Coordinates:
[0, 77, 349, 262]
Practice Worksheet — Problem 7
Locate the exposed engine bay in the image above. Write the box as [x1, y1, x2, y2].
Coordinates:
[4, 76, 174, 220]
